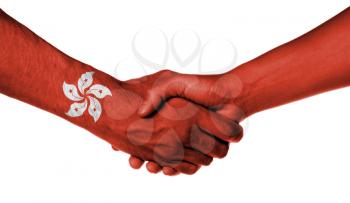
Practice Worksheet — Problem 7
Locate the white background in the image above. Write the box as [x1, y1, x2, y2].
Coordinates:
[0, 0, 349, 202]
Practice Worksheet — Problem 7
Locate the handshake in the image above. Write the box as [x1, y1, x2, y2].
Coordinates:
[1, 7, 349, 176]
[65, 69, 248, 176]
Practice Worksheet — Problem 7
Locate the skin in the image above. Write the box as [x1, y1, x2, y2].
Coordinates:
[121, 73, 243, 173]
[106, 79, 242, 174]
[1, 5, 348, 175]
[0, 9, 243, 175]
[139, 7, 350, 124]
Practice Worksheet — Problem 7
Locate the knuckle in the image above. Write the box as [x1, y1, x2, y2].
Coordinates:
[146, 88, 158, 98]
[157, 69, 176, 81]
[217, 144, 229, 159]
[182, 165, 199, 175]
[218, 120, 243, 142]
[188, 165, 200, 175]
[219, 122, 235, 139]
[159, 69, 173, 74]
[232, 129, 244, 142]
[202, 157, 213, 166]
[200, 139, 216, 154]
[228, 125, 244, 142]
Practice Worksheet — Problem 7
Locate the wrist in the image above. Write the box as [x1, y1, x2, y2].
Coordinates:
[59, 65, 124, 134]
[83, 78, 145, 153]
[224, 62, 257, 119]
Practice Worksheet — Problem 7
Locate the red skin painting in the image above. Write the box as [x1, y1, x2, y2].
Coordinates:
[0, 7, 349, 175]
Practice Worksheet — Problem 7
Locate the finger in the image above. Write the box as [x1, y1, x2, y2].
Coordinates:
[173, 162, 200, 175]
[190, 126, 230, 158]
[183, 148, 213, 166]
[197, 110, 243, 142]
[162, 167, 179, 176]
[146, 161, 162, 174]
[129, 156, 145, 169]
[138, 91, 163, 117]
[138, 72, 198, 117]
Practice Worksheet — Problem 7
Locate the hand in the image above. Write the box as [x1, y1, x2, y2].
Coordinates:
[137, 70, 247, 122]
[97, 77, 243, 175]
[132, 69, 246, 174]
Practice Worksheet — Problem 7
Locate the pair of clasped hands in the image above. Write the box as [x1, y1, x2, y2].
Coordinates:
[0, 7, 348, 176]
[103, 69, 245, 176]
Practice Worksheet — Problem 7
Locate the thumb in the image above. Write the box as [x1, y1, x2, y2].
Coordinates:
[138, 91, 163, 117]
[138, 73, 200, 117]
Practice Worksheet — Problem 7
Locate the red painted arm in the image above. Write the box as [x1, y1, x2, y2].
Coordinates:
[0, 9, 242, 175]
[233, 7, 350, 116]
[139, 7, 350, 120]
[0, 9, 119, 128]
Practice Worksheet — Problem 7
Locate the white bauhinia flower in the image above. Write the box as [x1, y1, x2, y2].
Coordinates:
[88, 96, 102, 122]
[63, 72, 112, 122]
[63, 82, 84, 101]
[78, 72, 94, 94]
[66, 100, 88, 117]
[86, 84, 112, 99]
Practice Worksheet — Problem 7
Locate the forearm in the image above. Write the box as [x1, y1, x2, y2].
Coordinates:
[232, 7, 350, 117]
[0, 9, 121, 133]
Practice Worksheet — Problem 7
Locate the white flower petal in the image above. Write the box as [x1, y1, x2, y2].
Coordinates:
[86, 84, 112, 99]
[78, 72, 94, 94]
[63, 82, 84, 101]
[66, 100, 88, 117]
[88, 96, 102, 122]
